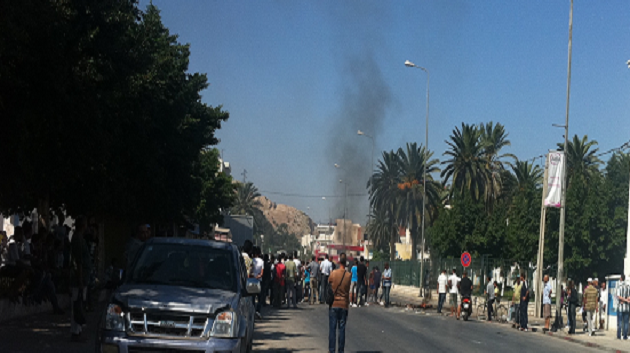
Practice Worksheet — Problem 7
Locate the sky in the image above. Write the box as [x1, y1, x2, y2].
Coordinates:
[141, 0, 630, 226]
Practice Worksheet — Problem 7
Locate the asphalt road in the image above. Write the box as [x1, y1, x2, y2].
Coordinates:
[253, 303, 600, 353]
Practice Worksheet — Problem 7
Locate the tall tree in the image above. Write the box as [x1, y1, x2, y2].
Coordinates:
[441, 123, 488, 202]
[368, 150, 402, 260]
[479, 122, 516, 207]
[231, 182, 262, 216]
[396, 143, 441, 260]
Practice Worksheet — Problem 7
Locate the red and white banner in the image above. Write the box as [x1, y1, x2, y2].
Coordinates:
[544, 151, 565, 208]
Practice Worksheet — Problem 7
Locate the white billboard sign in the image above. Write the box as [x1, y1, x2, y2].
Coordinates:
[544, 151, 565, 208]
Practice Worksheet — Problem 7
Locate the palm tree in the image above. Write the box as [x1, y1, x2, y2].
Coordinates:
[396, 143, 441, 260]
[480, 122, 516, 207]
[441, 123, 488, 202]
[231, 182, 262, 216]
[368, 150, 401, 261]
[557, 135, 603, 182]
[510, 160, 543, 193]
[366, 206, 398, 253]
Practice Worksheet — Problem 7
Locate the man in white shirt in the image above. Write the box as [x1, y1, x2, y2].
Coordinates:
[448, 269, 460, 318]
[437, 270, 448, 314]
[319, 255, 333, 304]
[600, 280, 608, 330]
[251, 247, 264, 317]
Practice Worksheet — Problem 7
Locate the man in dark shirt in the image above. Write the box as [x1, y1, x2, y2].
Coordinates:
[356, 256, 368, 306]
[458, 271, 473, 319]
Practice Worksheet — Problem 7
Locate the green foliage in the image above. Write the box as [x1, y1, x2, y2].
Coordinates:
[0, 2, 232, 225]
[193, 149, 235, 232]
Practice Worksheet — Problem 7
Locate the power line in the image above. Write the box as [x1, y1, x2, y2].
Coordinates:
[260, 190, 368, 198]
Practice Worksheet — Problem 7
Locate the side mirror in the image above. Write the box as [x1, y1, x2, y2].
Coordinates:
[245, 278, 261, 296]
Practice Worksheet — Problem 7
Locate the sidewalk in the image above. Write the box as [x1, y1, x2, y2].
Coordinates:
[389, 284, 627, 352]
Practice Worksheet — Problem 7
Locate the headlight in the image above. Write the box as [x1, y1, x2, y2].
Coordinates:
[104, 304, 125, 331]
[210, 311, 237, 338]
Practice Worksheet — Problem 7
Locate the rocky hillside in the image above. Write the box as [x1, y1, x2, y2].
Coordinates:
[255, 196, 315, 237]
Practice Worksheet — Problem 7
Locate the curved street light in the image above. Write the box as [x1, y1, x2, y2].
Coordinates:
[405, 59, 430, 299]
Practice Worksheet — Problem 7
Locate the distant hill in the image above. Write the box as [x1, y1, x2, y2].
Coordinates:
[255, 196, 314, 237]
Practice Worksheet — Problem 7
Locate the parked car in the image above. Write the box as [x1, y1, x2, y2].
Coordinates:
[97, 237, 260, 353]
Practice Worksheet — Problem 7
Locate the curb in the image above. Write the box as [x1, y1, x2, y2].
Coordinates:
[541, 331, 627, 353]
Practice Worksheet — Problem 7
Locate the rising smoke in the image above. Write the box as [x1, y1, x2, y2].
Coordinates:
[327, 53, 393, 226]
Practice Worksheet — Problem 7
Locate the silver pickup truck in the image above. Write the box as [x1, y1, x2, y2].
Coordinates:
[97, 237, 260, 353]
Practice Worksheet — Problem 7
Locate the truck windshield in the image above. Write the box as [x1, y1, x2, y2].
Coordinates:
[129, 243, 237, 292]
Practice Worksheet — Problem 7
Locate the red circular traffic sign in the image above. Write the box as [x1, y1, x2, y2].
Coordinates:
[461, 252, 472, 267]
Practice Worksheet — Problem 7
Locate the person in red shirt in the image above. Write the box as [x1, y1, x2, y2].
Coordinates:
[273, 254, 286, 308]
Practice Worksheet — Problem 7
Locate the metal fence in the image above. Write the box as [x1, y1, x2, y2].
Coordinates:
[368, 256, 536, 297]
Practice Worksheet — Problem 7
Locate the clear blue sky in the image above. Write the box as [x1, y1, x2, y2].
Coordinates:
[143, 0, 630, 226]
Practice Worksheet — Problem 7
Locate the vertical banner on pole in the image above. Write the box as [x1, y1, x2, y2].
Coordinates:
[544, 151, 565, 208]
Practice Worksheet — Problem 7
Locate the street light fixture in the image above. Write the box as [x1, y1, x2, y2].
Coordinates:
[405, 59, 430, 299]
[357, 130, 375, 178]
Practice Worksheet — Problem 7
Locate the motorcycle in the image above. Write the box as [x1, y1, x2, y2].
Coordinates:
[461, 296, 472, 321]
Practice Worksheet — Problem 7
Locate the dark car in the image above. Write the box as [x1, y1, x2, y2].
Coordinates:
[97, 237, 260, 353]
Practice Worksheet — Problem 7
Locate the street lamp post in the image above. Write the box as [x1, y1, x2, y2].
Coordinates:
[336, 163, 348, 254]
[405, 59, 430, 299]
[357, 130, 375, 175]
[625, 59, 630, 278]
[554, 0, 573, 330]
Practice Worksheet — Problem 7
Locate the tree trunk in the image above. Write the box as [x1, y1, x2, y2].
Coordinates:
[390, 228, 396, 262]
[410, 216, 419, 261]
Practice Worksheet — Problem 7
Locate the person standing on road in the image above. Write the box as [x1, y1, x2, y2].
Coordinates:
[328, 253, 351, 353]
[617, 274, 629, 340]
[373, 266, 381, 304]
[350, 259, 358, 306]
[511, 276, 522, 328]
[356, 256, 368, 306]
[567, 280, 578, 334]
[485, 277, 495, 322]
[584, 278, 599, 336]
[70, 216, 91, 341]
[599, 280, 607, 330]
[320, 255, 333, 304]
[437, 270, 448, 314]
[303, 261, 311, 303]
[309, 256, 320, 304]
[381, 263, 392, 307]
[262, 254, 272, 307]
[273, 255, 286, 308]
[285, 254, 298, 308]
[542, 275, 552, 332]
[448, 269, 460, 318]
[519, 273, 529, 331]
[251, 248, 264, 317]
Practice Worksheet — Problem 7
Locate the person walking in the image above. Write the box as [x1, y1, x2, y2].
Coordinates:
[251, 247, 264, 318]
[70, 216, 91, 341]
[519, 273, 529, 331]
[448, 269, 460, 318]
[309, 256, 320, 304]
[485, 277, 495, 322]
[599, 280, 608, 330]
[584, 278, 598, 336]
[437, 270, 448, 314]
[381, 263, 392, 307]
[511, 276, 522, 328]
[542, 275, 552, 333]
[320, 255, 332, 304]
[273, 255, 285, 308]
[356, 256, 368, 306]
[303, 262, 311, 303]
[567, 280, 578, 334]
[262, 254, 272, 307]
[350, 259, 358, 306]
[373, 266, 381, 304]
[285, 254, 298, 308]
[328, 253, 351, 353]
[617, 274, 629, 340]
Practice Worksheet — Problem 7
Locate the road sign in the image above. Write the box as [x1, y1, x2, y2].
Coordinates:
[461, 252, 472, 268]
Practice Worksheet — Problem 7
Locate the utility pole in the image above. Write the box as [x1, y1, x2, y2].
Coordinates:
[555, 0, 573, 330]
[625, 62, 630, 278]
[241, 169, 247, 183]
[535, 155, 549, 318]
